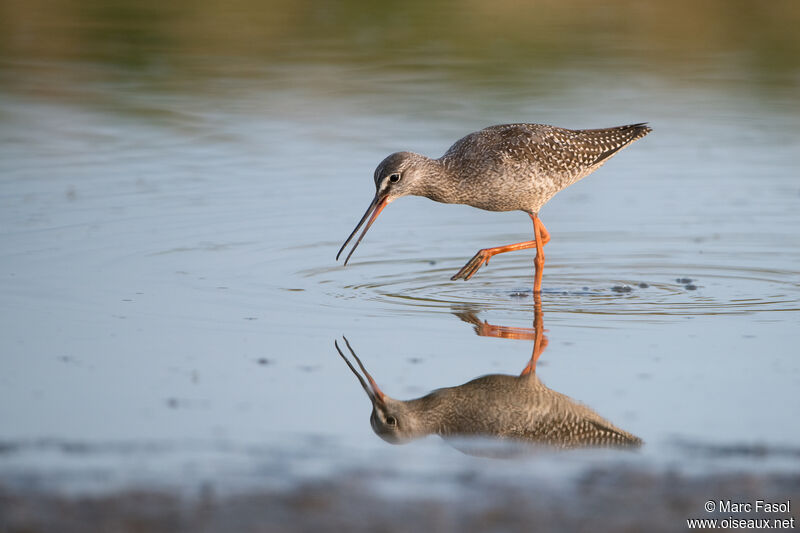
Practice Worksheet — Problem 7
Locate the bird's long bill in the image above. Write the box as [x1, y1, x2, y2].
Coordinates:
[334, 337, 386, 406]
[336, 194, 388, 265]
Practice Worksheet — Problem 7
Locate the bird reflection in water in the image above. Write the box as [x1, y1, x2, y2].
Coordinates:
[335, 294, 641, 451]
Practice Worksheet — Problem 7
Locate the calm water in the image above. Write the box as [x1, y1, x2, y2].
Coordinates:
[1, 1, 799, 494]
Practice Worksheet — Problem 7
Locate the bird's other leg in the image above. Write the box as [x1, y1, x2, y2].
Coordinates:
[451, 240, 539, 281]
[458, 313, 541, 340]
[532, 214, 550, 294]
[450, 213, 551, 282]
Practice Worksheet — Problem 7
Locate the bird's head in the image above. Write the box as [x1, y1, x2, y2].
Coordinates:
[334, 338, 422, 445]
[372, 151, 430, 202]
[336, 152, 433, 265]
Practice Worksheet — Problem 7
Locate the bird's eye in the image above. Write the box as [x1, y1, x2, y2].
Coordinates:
[385, 415, 397, 427]
[389, 173, 401, 183]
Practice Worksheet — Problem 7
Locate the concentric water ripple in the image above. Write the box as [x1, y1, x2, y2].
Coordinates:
[304, 255, 800, 317]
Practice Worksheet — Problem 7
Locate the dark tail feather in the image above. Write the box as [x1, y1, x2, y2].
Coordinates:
[583, 123, 652, 166]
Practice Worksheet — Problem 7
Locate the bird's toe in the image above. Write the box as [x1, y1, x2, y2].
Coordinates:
[451, 251, 489, 281]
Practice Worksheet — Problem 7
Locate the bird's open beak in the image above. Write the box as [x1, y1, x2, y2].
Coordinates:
[335, 337, 386, 407]
[336, 194, 389, 265]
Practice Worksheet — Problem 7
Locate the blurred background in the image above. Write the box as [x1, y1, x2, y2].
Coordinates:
[1, 0, 799, 530]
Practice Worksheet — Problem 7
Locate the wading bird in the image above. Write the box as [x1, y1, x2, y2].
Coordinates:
[337, 123, 651, 292]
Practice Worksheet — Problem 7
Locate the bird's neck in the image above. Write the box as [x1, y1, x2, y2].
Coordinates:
[415, 157, 458, 204]
[403, 390, 459, 436]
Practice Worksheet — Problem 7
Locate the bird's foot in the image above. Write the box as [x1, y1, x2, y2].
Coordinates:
[451, 250, 491, 281]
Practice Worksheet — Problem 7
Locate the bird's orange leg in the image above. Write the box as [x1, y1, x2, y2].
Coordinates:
[520, 292, 546, 376]
[532, 215, 549, 294]
[454, 292, 549, 376]
[451, 213, 551, 285]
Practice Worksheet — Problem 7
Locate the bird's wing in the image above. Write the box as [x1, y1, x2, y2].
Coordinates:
[526, 386, 643, 448]
[442, 123, 651, 176]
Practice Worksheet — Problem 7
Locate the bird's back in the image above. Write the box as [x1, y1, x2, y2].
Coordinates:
[427, 373, 642, 449]
[436, 123, 651, 213]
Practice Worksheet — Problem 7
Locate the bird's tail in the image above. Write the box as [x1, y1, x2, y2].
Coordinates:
[581, 123, 652, 166]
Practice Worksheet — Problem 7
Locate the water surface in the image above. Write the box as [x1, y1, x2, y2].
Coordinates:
[1, 1, 799, 496]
